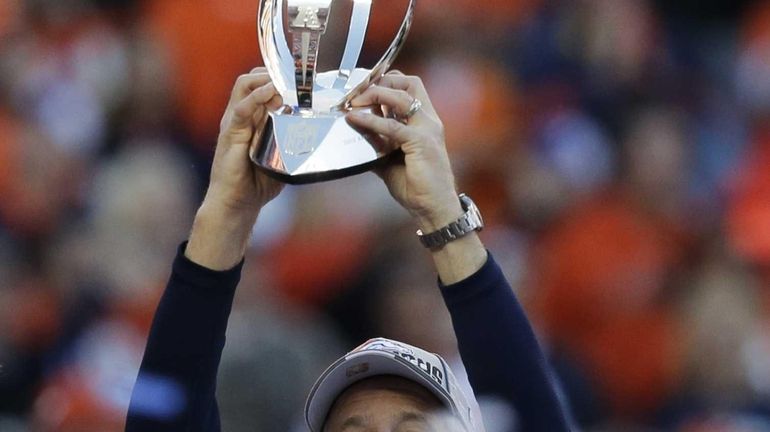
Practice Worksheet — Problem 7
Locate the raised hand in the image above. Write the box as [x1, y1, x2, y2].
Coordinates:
[346, 71, 486, 283]
[187, 69, 285, 270]
[207, 68, 285, 214]
[346, 71, 464, 233]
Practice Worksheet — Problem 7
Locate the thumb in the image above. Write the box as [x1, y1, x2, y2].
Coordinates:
[229, 84, 279, 130]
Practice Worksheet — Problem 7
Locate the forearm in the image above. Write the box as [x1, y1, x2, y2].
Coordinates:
[429, 233, 487, 285]
[127, 201, 257, 429]
[126, 244, 242, 431]
[126, 69, 281, 431]
[441, 255, 571, 432]
[186, 199, 259, 271]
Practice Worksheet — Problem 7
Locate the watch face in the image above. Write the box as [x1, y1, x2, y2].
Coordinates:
[474, 206, 484, 229]
[459, 194, 483, 230]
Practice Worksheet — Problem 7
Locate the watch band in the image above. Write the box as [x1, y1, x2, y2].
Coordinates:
[417, 194, 484, 249]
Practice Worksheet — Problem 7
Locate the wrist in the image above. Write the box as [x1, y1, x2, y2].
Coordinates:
[203, 182, 270, 218]
[413, 197, 464, 233]
[198, 194, 262, 224]
[186, 201, 260, 271]
[430, 233, 487, 285]
[195, 200, 259, 234]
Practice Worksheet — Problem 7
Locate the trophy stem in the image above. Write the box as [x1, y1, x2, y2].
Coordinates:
[291, 31, 321, 108]
[288, 2, 332, 109]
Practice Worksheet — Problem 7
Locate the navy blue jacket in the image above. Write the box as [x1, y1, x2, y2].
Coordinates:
[126, 245, 570, 431]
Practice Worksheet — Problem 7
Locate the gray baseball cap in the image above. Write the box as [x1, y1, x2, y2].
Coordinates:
[304, 337, 481, 431]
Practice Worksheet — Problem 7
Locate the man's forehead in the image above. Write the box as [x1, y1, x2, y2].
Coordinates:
[324, 376, 448, 431]
[328, 406, 465, 432]
[338, 410, 433, 430]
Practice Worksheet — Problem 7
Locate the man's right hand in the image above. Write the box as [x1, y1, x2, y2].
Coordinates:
[187, 68, 284, 271]
[207, 68, 284, 215]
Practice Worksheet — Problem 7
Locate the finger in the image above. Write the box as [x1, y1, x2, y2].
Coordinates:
[250, 66, 267, 74]
[346, 112, 415, 152]
[230, 83, 279, 129]
[350, 85, 410, 111]
[230, 73, 272, 105]
[266, 94, 284, 112]
[370, 103, 385, 118]
[380, 72, 426, 97]
[378, 73, 438, 117]
[350, 86, 427, 122]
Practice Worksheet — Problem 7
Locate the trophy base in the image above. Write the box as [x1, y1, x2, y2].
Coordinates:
[249, 108, 389, 185]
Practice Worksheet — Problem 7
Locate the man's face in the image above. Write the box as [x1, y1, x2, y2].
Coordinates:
[323, 376, 465, 432]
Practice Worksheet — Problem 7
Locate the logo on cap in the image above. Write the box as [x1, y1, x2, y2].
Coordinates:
[354, 338, 414, 355]
[396, 352, 445, 389]
[354, 338, 446, 391]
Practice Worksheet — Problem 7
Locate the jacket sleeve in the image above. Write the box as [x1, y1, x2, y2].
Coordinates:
[440, 252, 572, 432]
[125, 243, 242, 432]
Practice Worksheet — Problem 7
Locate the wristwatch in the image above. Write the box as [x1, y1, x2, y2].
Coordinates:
[417, 194, 484, 249]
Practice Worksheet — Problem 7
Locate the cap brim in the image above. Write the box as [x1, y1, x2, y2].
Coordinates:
[305, 349, 457, 432]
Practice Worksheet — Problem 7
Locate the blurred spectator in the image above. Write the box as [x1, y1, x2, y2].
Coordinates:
[736, 1, 770, 117]
[659, 246, 770, 430]
[532, 188, 686, 420]
[139, 0, 262, 146]
[530, 105, 695, 421]
[31, 320, 145, 432]
[728, 135, 770, 265]
[576, 0, 661, 86]
[0, 111, 79, 239]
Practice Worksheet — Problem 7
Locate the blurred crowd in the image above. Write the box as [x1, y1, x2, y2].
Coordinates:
[2, 0, 770, 430]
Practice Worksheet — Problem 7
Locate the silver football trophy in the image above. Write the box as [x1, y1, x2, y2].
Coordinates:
[251, 0, 416, 184]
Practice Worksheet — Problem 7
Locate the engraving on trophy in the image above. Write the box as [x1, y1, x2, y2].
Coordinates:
[284, 121, 320, 156]
[342, 134, 366, 147]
